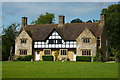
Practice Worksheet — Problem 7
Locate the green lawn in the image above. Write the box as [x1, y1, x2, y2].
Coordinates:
[2, 61, 118, 78]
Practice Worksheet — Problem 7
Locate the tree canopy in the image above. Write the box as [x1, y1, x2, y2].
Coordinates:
[31, 12, 55, 24]
[2, 23, 19, 60]
[86, 20, 92, 23]
[70, 18, 83, 23]
[102, 4, 120, 61]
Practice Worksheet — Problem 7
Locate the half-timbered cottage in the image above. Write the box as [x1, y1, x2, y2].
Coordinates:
[15, 14, 108, 61]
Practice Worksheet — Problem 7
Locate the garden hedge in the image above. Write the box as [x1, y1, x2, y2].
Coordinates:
[42, 55, 54, 61]
[17, 55, 33, 61]
[76, 56, 91, 62]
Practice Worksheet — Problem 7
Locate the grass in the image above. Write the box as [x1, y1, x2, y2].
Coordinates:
[2, 61, 118, 78]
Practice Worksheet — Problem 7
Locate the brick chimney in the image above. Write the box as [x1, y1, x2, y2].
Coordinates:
[58, 15, 65, 27]
[99, 14, 105, 27]
[22, 17, 27, 27]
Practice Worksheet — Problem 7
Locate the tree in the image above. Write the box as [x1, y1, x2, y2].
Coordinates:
[86, 20, 92, 23]
[70, 18, 83, 23]
[2, 23, 19, 61]
[101, 4, 120, 61]
[31, 12, 55, 24]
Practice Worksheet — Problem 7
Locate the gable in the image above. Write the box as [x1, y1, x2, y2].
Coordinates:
[47, 29, 63, 40]
[16, 29, 32, 41]
[78, 28, 95, 39]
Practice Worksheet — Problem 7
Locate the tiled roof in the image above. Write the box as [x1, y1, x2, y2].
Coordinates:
[24, 23, 102, 41]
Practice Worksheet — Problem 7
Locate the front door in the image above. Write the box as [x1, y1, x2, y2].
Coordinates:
[35, 51, 40, 61]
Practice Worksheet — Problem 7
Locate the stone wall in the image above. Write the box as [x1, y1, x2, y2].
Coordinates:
[76, 28, 97, 56]
[15, 29, 32, 58]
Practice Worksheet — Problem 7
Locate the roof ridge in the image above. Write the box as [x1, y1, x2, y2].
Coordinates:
[26, 24, 58, 26]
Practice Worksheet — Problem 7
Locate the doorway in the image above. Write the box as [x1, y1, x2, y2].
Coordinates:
[35, 51, 40, 61]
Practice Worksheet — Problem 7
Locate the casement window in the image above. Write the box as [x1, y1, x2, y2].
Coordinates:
[83, 38, 90, 43]
[82, 50, 91, 56]
[19, 49, 27, 55]
[57, 39, 62, 44]
[49, 39, 55, 44]
[44, 49, 51, 55]
[20, 38, 27, 43]
[48, 39, 62, 44]
[60, 49, 67, 55]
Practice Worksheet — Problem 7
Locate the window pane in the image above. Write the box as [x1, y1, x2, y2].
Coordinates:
[44, 50, 51, 55]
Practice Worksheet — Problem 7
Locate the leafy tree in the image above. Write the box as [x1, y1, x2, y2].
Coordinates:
[2, 23, 19, 61]
[31, 12, 55, 24]
[101, 4, 120, 61]
[70, 18, 83, 23]
[93, 19, 99, 23]
[86, 20, 92, 23]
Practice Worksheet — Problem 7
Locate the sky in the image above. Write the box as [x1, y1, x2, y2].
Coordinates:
[1, 2, 118, 31]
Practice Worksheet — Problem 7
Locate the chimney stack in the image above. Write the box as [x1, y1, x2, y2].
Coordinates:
[58, 15, 65, 27]
[22, 17, 27, 27]
[99, 14, 105, 27]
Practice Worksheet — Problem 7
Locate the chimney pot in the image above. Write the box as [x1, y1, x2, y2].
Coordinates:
[58, 15, 65, 27]
[100, 14, 106, 27]
[22, 17, 27, 27]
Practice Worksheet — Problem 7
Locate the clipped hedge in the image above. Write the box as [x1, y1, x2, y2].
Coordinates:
[42, 55, 54, 61]
[17, 55, 33, 61]
[76, 56, 91, 62]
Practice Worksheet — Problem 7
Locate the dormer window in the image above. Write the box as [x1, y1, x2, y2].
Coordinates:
[83, 38, 90, 43]
[20, 38, 27, 43]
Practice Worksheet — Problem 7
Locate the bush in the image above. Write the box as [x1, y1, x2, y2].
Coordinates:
[17, 55, 33, 61]
[24, 55, 33, 61]
[42, 55, 54, 61]
[76, 56, 91, 62]
[93, 56, 97, 61]
[108, 57, 115, 61]
[17, 56, 25, 61]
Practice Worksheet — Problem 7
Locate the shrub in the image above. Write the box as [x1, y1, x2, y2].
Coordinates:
[108, 57, 115, 61]
[17, 55, 33, 61]
[17, 56, 25, 61]
[42, 55, 54, 61]
[76, 56, 91, 62]
[24, 55, 33, 61]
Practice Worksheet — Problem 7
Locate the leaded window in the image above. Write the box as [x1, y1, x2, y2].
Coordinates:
[83, 38, 90, 43]
[60, 49, 67, 55]
[20, 38, 27, 43]
[19, 49, 27, 55]
[82, 50, 91, 56]
[44, 49, 51, 55]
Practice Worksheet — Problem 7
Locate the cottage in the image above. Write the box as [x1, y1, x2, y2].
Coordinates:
[15, 14, 108, 61]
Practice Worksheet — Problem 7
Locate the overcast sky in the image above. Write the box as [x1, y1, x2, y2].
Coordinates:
[2, 2, 118, 29]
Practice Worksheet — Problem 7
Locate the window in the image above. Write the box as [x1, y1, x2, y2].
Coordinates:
[60, 49, 67, 55]
[19, 49, 27, 55]
[83, 38, 90, 43]
[44, 49, 51, 55]
[49, 39, 55, 44]
[82, 50, 91, 56]
[57, 39, 62, 44]
[48, 39, 62, 44]
[20, 39, 27, 43]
